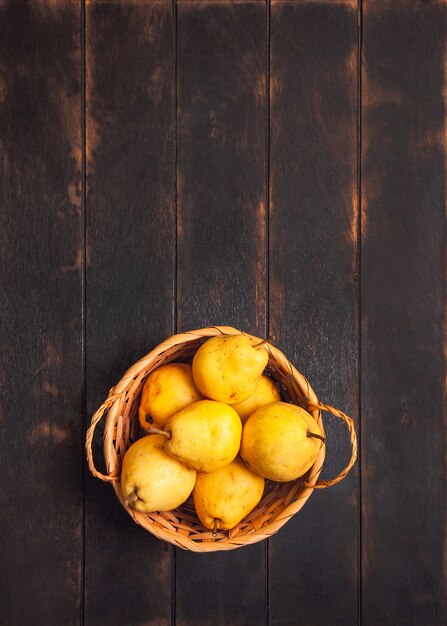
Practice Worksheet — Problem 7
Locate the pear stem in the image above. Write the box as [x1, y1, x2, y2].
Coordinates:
[146, 426, 172, 439]
[253, 335, 276, 349]
[125, 491, 139, 507]
[307, 430, 326, 444]
[212, 519, 218, 537]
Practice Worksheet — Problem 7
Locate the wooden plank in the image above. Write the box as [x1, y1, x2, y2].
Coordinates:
[0, 1, 83, 624]
[175, 2, 267, 625]
[269, 1, 359, 625]
[84, 1, 175, 624]
[361, 1, 446, 624]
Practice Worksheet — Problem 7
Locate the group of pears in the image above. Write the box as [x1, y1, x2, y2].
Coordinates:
[121, 335, 325, 534]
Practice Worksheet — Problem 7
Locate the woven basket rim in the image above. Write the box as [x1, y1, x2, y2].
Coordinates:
[85, 326, 357, 552]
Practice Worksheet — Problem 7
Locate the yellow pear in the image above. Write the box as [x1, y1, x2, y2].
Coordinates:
[240, 402, 325, 482]
[138, 363, 203, 431]
[163, 400, 242, 472]
[231, 374, 281, 423]
[193, 457, 264, 532]
[192, 335, 269, 404]
[120, 435, 196, 512]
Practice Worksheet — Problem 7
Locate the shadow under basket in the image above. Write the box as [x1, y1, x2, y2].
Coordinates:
[86, 326, 357, 552]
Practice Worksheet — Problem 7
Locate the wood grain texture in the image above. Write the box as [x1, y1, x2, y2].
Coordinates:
[176, 0, 267, 335]
[268, 1, 359, 625]
[361, 2, 446, 624]
[0, 1, 82, 624]
[175, 2, 267, 625]
[84, 1, 175, 624]
[2, 0, 445, 623]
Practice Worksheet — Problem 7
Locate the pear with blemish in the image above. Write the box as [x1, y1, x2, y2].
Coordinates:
[193, 457, 264, 532]
[192, 335, 269, 404]
[138, 363, 203, 431]
[231, 374, 281, 423]
[120, 435, 196, 512]
[240, 402, 325, 482]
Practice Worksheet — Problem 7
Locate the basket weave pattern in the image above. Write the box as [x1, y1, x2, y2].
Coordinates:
[86, 326, 357, 552]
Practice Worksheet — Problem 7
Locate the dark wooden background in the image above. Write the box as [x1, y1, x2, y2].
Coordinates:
[1, 1, 445, 624]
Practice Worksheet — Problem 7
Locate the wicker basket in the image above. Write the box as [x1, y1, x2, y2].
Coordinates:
[86, 326, 357, 552]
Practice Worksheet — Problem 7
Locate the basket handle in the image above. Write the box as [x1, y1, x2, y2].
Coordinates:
[85, 391, 121, 482]
[304, 401, 358, 489]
